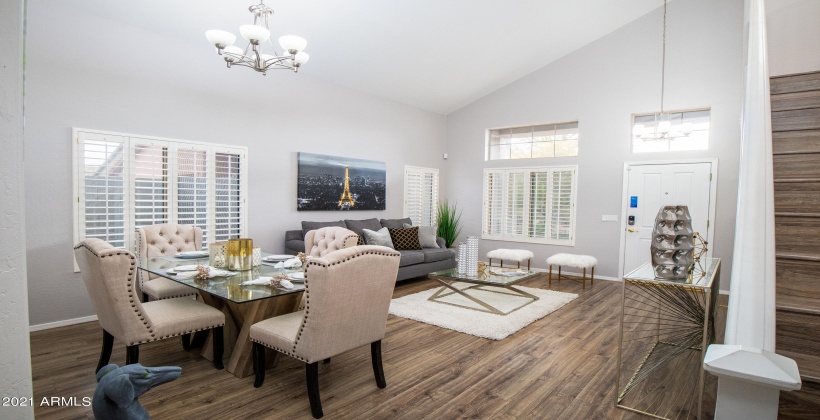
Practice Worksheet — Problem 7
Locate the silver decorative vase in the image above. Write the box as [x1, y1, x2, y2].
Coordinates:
[650, 205, 694, 279]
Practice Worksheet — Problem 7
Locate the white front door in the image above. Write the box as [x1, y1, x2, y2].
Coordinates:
[622, 162, 714, 277]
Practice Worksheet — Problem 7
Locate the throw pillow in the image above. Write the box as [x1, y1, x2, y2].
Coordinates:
[344, 218, 382, 246]
[403, 223, 439, 248]
[388, 227, 422, 250]
[379, 218, 412, 229]
[362, 227, 395, 249]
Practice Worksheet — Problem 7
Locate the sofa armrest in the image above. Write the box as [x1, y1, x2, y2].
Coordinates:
[286, 230, 303, 241]
[436, 237, 447, 249]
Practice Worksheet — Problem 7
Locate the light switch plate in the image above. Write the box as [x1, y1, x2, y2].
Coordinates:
[601, 215, 619, 222]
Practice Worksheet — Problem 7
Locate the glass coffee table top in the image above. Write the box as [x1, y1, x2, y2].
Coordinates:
[431, 267, 543, 286]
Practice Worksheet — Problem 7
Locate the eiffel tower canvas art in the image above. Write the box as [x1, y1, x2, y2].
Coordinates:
[297, 152, 386, 211]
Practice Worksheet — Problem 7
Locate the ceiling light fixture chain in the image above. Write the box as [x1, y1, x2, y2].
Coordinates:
[205, 0, 309, 75]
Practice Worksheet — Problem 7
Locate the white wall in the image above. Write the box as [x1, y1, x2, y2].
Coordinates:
[0, 0, 34, 417]
[444, 0, 744, 289]
[24, 1, 446, 326]
[766, 0, 820, 76]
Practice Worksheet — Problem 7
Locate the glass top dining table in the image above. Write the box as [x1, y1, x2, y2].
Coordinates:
[137, 254, 305, 304]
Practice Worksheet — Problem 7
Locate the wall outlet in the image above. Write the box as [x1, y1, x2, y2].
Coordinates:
[601, 215, 619, 222]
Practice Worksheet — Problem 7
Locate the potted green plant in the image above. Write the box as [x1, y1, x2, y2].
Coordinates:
[436, 200, 462, 248]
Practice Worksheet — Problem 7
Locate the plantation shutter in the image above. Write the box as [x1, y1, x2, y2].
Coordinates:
[176, 147, 210, 245]
[549, 168, 575, 240]
[528, 171, 549, 239]
[482, 166, 576, 245]
[131, 138, 169, 229]
[483, 170, 505, 236]
[78, 132, 128, 248]
[214, 150, 244, 242]
[403, 166, 439, 226]
[505, 171, 526, 236]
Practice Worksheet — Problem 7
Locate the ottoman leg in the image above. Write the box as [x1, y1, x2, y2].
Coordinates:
[582, 267, 587, 289]
[558, 266, 562, 282]
[517, 261, 520, 269]
[527, 259, 530, 271]
[549, 264, 553, 286]
[591, 267, 595, 286]
[489, 258, 492, 267]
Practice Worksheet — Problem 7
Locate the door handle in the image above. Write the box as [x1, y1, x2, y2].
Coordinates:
[627, 228, 636, 233]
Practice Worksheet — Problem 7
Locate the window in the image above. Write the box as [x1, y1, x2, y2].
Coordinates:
[403, 166, 439, 226]
[632, 109, 710, 153]
[487, 122, 578, 160]
[73, 129, 247, 254]
[482, 166, 577, 245]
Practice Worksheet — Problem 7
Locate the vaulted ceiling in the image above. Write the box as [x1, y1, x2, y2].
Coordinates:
[58, 0, 664, 114]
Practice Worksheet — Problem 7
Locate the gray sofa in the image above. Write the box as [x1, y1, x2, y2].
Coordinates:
[285, 218, 455, 281]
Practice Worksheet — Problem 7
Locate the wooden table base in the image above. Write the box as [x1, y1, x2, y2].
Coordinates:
[198, 292, 302, 378]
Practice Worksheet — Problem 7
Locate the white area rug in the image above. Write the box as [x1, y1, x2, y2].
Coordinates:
[388, 283, 578, 340]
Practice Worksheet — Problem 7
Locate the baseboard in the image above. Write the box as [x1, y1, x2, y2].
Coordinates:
[29, 315, 97, 332]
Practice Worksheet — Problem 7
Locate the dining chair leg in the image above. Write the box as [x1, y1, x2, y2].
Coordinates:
[323, 358, 331, 364]
[306, 362, 323, 418]
[125, 345, 139, 365]
[371, 340, 386, 389]
[181, 333, 192, 351]
[96, 329, 114, 373]
[253, 342, 265, 388]
[213, 326, 224, 370]
[190, 330, 209, 349]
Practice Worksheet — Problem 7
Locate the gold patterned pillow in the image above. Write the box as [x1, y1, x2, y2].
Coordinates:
[388, 227, 422, 250]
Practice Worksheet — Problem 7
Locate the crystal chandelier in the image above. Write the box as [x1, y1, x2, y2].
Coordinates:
[205, 0, 309, 75]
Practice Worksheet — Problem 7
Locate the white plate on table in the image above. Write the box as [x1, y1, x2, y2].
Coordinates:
[287, 272, 305, 282]
[169, 265, 199, 272]
[263, 254, 295, 262]
[175, 251, 208, 259]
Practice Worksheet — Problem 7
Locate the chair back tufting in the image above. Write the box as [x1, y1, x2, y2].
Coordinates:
[135, 224, 202, 288]
[304, 226, 358, 257]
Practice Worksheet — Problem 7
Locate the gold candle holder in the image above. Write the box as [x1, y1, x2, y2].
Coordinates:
[227, 238, 254, 271]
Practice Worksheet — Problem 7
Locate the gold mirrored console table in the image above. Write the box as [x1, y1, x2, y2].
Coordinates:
[616, 258, 721, 419]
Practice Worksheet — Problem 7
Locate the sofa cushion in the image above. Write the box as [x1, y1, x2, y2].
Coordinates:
[380, 218, 412, 229]
[388, 227, 422, 250]
[403, 223, 439, 248]
[285, 239, 305, 254]
[345, 218, 381, 246]
[362, 227, 394, 249]
[301, 220, 346, 239]
[398, 250, 425, 267]
[422, 248, 454, 263]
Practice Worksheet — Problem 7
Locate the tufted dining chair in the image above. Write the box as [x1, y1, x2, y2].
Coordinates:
[135, 224, 202, 302]
[304, 226, 359, 257]
[74, 238, 225, 373]
[249, 245, 401, 419]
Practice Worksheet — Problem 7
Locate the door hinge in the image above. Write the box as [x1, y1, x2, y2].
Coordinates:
[709, 173, 713, 181]
[77, 196, 80, 203]
[707, 220, 710, 228]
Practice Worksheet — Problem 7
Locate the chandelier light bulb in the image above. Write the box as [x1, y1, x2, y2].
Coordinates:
[658, 119, 672, 135]
[294, 52, 310, 65]
[279, 35, 307, 53]
[239, 24, 271, 42]
[205, 30, 236, 48]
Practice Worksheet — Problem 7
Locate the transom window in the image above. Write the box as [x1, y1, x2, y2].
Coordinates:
[482, 166, 577, 245]
[487, 122, 579, 160]
[632, 109, 711, 153]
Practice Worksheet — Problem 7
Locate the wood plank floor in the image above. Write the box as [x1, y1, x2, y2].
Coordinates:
[31, 275, 725, 419]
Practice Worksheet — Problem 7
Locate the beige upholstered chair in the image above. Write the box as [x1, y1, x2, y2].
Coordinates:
[249, 245, 401, 419]
[304, 226, 359, 257]
[74, 238, 225, 372]
[135, 224, 201, 301]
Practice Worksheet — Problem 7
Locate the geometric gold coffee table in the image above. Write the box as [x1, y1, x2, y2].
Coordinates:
[428, 267, 542, 315]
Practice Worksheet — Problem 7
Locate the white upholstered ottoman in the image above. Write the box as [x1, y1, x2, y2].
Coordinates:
[547, 253, 597, 289]
[487, 249, 534, 270]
